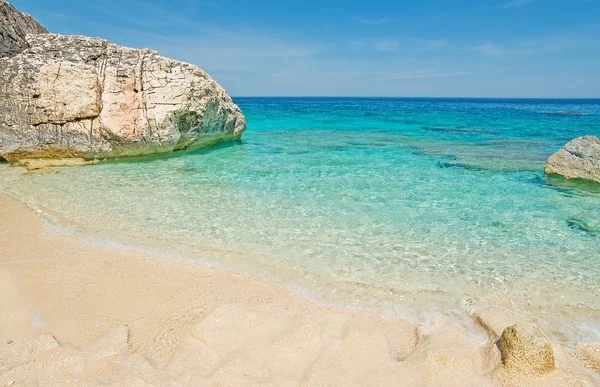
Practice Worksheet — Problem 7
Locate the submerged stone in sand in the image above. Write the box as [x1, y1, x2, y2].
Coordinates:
[577, 342, 600, 373]
[499, 323, 556, 377]
[544, 136, 600, 184]
[0, 2, 246, 165]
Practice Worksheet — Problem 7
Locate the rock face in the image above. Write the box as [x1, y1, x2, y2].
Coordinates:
[499, 323, 555, 377]
[0, 0, 47, 58]
[0, 4, 246, 165]
[544, 136, 600, 184]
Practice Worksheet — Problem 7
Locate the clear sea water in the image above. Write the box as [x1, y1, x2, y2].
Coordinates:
[1, 98, 600, 342]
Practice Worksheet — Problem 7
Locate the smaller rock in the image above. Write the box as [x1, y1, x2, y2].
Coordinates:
[499, 323, 556, 376]
[544, 136, 600, 183]
[6, 381, 14, 386]
[5, 340, 12, 345]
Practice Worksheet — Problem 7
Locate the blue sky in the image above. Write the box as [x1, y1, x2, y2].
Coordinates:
[13, 0, 600, 97]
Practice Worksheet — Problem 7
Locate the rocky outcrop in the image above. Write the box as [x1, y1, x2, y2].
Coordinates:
[499, 323, 556, 377]
[545, 136, 600, 183]
[0, 0, 47, 58]
[0, 4, 246, 166]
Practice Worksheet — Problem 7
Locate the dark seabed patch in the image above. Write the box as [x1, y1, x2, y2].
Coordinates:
[256, 146, 287, 155]
[177, 167, 197, 173]
[527, 175, 576, 198]
[382, 118, 409, 123]
[482, 139, 556, 147]
[540, 112, 586, 116]
[437, 160, 486, 172]
[566, 218, 599, 236]
[423, 126, 500, 135]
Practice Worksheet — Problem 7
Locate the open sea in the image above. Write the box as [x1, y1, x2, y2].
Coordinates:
[1, 97, 600, 343]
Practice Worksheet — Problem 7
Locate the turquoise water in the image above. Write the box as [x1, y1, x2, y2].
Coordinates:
[1, 98, 600, 341]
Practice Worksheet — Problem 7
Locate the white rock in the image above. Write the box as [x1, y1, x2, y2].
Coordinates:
[0, 32, 246, 164]
[545, 136, 600, 183]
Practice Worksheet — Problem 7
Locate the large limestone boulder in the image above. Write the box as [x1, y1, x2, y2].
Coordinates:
[0, 33, 246, 165]
[0, 0, 47, 58]
[544, 136, 600, 183]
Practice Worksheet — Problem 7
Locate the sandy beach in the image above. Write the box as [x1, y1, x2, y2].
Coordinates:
[1, 0, 599, 385]
[0, 193, 597, 386]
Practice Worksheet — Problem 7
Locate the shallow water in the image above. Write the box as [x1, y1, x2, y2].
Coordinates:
[1, 98, 600, 342]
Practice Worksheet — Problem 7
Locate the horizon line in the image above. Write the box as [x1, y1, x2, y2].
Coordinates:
[230, 96, 600, 100]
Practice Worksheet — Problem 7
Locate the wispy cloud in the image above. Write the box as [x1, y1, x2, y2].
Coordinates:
[44, 11, 74, 20]
[159, 27, 323, 75]
[81, 2, 165, 32]
[350, 37, 450, 53]
[270, 71, 297, 79]
[376, 69, 478, 81]
[419, 39, 449, 51]
[474, 34, 600, 59]
[375, 40, 399, 51]
[354, 17, 388, 25]
[503, 0, 537, 8]
[475, 41, 505, 57]
[349, 41, 366, 49]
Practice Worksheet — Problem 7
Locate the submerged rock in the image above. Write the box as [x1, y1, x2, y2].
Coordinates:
[499, 323, 556, 377]
[0, 0, 47, 58]
[0, 3, 246, 165]
[544, 136, 600, 184]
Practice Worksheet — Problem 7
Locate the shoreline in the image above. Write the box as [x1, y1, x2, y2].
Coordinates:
[4, 174, 600, 347]
[0, 193, 598, 385]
